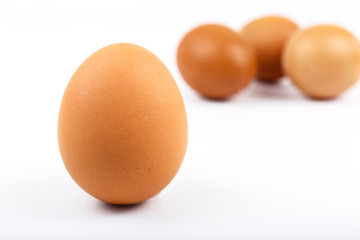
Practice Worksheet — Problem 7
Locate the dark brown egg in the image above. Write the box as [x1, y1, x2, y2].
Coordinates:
[177, 24, 257, 100]
[240, 16, 299, 83]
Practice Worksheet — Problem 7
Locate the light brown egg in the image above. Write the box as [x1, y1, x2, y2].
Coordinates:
[177, 24, 257, 100]
[58, 43, 188, 205]
[240, 16, 299, 83]
[283, 25, 360, 99]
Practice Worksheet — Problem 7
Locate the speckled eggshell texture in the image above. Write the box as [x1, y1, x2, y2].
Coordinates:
[58, 43, 188, 205]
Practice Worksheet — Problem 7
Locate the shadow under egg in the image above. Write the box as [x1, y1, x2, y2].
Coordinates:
[98, 199, 151, 214]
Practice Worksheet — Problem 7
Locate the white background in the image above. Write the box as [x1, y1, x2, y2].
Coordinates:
[1, 0, 360, 239]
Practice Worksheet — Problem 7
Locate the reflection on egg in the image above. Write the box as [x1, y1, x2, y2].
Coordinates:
[283, 25, 360, 99]
[58, 43, 188, 205]
[177, 24, 257, 100]
[240, 16, 299, 83]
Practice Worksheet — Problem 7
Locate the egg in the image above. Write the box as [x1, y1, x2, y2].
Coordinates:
[283, 25, 360, 99]
[177, 24, 257, 100]
[240, 16, 299, 83]
[58, 43, 188, 205]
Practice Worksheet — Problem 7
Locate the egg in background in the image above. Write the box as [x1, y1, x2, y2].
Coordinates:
[177, 24, 257, 100]
[283, 24, 360, 99]
[240, 16, 299, 83]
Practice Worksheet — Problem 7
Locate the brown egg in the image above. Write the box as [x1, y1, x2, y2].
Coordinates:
[283, 25, 360, 99]
[58, 43, 188, 205]
[240, 16, 299, 83]
[177, 24, 257, 100]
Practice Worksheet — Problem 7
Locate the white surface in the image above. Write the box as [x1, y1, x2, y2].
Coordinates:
[1, 0, 360, 239]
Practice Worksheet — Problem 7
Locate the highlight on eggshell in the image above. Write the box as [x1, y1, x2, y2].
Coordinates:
[283, 24, 360, 99]
[240, 15, 299, 83]
[58, 43, 188, 205]
[177, 24, 257, 100]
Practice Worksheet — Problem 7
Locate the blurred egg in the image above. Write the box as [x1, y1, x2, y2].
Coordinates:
[283, 25, 360, 99]
[240, 16, 299, 83]
[58, 43, 188, 205]
[177, 24, 257, 100]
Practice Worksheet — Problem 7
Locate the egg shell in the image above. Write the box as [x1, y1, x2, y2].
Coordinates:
[283, 25, 360, 99]
[177, 24, 257, 100]
[240, 16, 299, 82]
[58, 43, 188, 205]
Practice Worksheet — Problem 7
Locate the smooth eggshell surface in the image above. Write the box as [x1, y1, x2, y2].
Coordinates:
[58, 43, 188, 205]
[177, 24, 257, 100]
[240, 16, 299, 82]
[283, 25, 360, 99]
